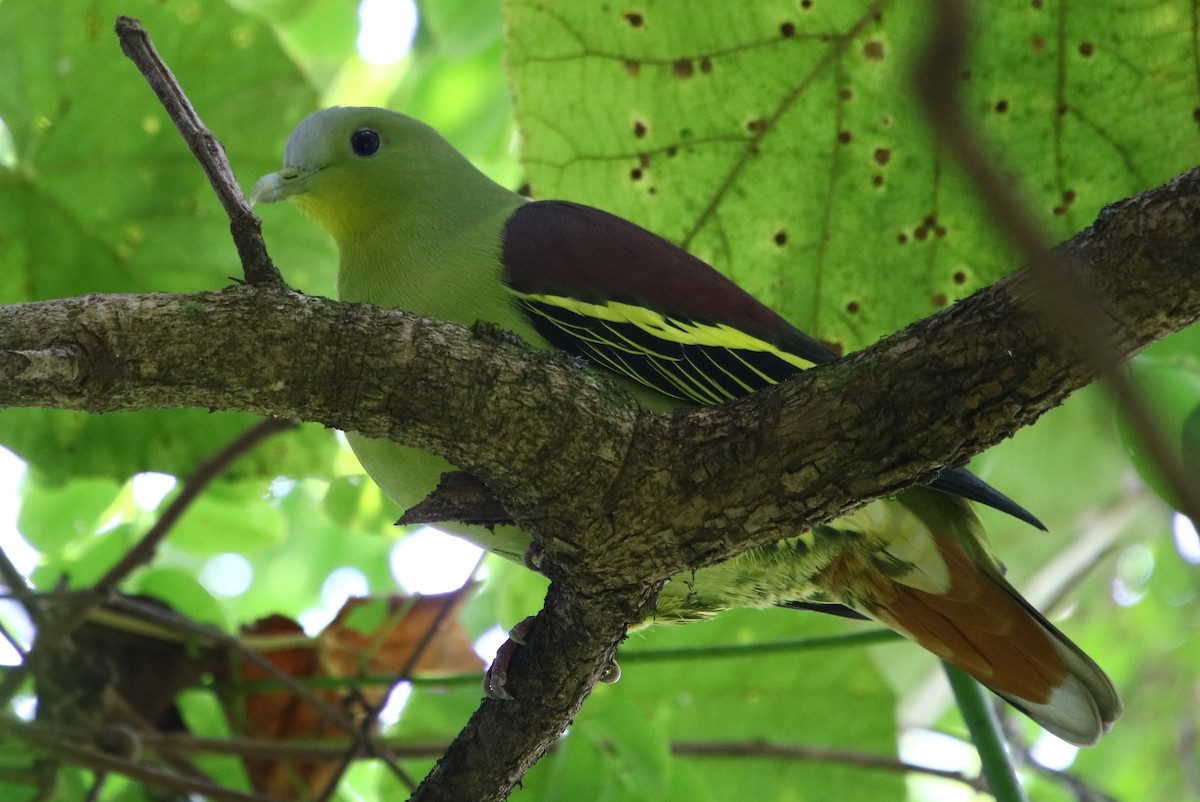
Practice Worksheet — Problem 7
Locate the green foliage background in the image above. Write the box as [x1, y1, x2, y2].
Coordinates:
[0, 0, 1197, 799]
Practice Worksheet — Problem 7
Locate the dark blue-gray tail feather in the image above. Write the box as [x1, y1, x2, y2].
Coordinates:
[931, 467, 1046, 531]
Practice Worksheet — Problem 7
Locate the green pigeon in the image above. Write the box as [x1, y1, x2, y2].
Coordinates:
[252, 107, 1121, 745]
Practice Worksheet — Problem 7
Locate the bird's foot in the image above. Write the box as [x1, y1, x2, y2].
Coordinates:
[483, 615, 536, 700]
[522, 540, 545, 572]
[482, 615, 623, 699]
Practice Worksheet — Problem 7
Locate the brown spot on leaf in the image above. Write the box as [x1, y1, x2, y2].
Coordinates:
[747, 118, 767, 133]
[638, 153, 650, 168]
[1062, 189, 1076, 205]
[839, 88, 853, 100]
[648, 186, 657, 195]
[801, 0, 813, 7]
[914, 226, 929, 241]
[625, 60, 641, 76]
[780, 21, 796, 37]
[846, 301, 860, 314]
[630, 168, 643, 181]
[873, 147, 891, 165]
[517, 182, 532, 197]
[633, 120, 648, 138]
[932, 293, 948, 307]
[673, 59, 694, 78]
[700, 57, 713, 73]
[953, 270, 967, 285]
[837, 130, 852, 144]
[1031, 0, 1043, 7]
[774, 231, 788, 246]
[666, 146, 678, 157]
[864, 41, 884, 60]
[1193, 108, 1200, 123]
[872, 175, 884, 187]
[995, 99, 1009, 113]
[1079, 42, 1094, 57]
[624, 11, 644, 27]
[897, 232, 909, 245]
[1031, 35, 1044, 53]
[935, 226, 947, 238]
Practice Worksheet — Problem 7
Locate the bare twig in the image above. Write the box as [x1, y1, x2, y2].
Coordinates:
[108, 595, 361, 739]
[98, 418, 297, 589]
[112, 16, 282, 287]
[2, 718, 282, 802]
[621, 629, 898, 663]
[0, 419, 297, 710]
[138, 731, 989, 793]
[310, 570, 486, 800]
[671, 740, 988, 792]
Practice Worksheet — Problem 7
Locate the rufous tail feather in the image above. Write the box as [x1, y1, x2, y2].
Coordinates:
[854, 533, 1121, 746]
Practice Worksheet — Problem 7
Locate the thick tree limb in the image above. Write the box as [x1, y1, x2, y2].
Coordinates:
[2, 166, 1197, 580]
[1, 163, 1199, 798]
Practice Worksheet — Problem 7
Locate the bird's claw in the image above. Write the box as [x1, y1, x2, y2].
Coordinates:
[483, 615, 536, 700]
[522, 540, 545, 572]
[482, 616, 623, 699]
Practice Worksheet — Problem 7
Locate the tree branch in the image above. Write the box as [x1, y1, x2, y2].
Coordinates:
[113, 16, 281, 287]
[2, 162, 1196, 577]
[1, 162, 1199, 797]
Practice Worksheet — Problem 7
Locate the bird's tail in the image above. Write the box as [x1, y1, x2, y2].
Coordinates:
[826, 491, 1121, 746]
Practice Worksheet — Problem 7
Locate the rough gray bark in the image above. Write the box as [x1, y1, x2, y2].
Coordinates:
[2, 161, 1200, 800]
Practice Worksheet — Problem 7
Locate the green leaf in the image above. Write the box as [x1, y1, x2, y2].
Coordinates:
[419, 0, 504, 58]
[17, 472, 122, 553]
[0, 410, 336, 485]
[507, 0, 1197, 353]
[130, 566, 230, 629]
[166, 480, 286, 557]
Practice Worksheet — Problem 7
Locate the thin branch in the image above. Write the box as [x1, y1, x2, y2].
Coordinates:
[112, 16, 282, 287]
[0, 419, 296, 710]
[200, 631, 899, 695]
[2, 718, 283, 802]
[108, 595, 364, 744]
[670, 740, 988, 793]
[311, 569, 485, 800]
[98, 417, 297, 589]
[137, 732, 989, 794]
[620, 628, 899, 663]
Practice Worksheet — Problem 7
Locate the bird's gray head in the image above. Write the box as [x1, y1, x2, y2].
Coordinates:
[250, 106, 465, 239]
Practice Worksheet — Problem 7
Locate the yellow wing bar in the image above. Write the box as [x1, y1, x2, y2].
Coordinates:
[510, 290, 818, 405]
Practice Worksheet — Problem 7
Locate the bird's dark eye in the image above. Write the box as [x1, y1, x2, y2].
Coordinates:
[350, 129, 381, 157]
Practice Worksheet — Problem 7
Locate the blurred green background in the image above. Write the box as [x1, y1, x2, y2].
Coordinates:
[0, 0, 1197, 799]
